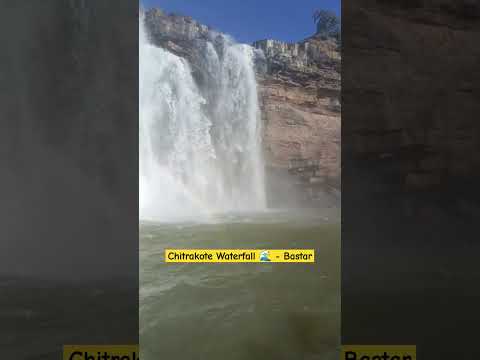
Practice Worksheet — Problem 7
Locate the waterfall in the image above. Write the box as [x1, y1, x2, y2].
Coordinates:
[139, 16, 266, 221]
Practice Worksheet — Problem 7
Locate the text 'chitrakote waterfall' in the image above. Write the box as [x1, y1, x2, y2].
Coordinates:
[139, 17, 266, 221]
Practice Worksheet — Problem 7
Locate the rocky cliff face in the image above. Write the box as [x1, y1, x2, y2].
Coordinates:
[253, 36, 341, 206]
[342, 2, 480, 354]
[143, 8, 341, 207]
[343, 0, 480, 207]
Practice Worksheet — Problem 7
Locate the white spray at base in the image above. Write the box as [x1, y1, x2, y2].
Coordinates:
[139, 17, 266, 221]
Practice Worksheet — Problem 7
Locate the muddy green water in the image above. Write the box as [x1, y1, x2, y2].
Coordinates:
[140, 210, 340, 360]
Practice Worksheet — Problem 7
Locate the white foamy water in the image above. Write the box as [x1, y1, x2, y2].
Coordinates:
[139, 16, 265, 221]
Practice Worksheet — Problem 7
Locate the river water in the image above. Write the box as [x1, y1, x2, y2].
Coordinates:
[140, 210, 340, 360]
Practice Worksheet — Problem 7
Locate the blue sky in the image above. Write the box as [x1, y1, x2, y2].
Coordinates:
[141, 0, 341, 44]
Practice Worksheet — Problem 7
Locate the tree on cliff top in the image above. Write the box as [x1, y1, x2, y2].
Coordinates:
[313, 9, 340, 42]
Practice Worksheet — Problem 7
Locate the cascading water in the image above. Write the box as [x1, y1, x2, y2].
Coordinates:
[139, 16, 266, 221]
